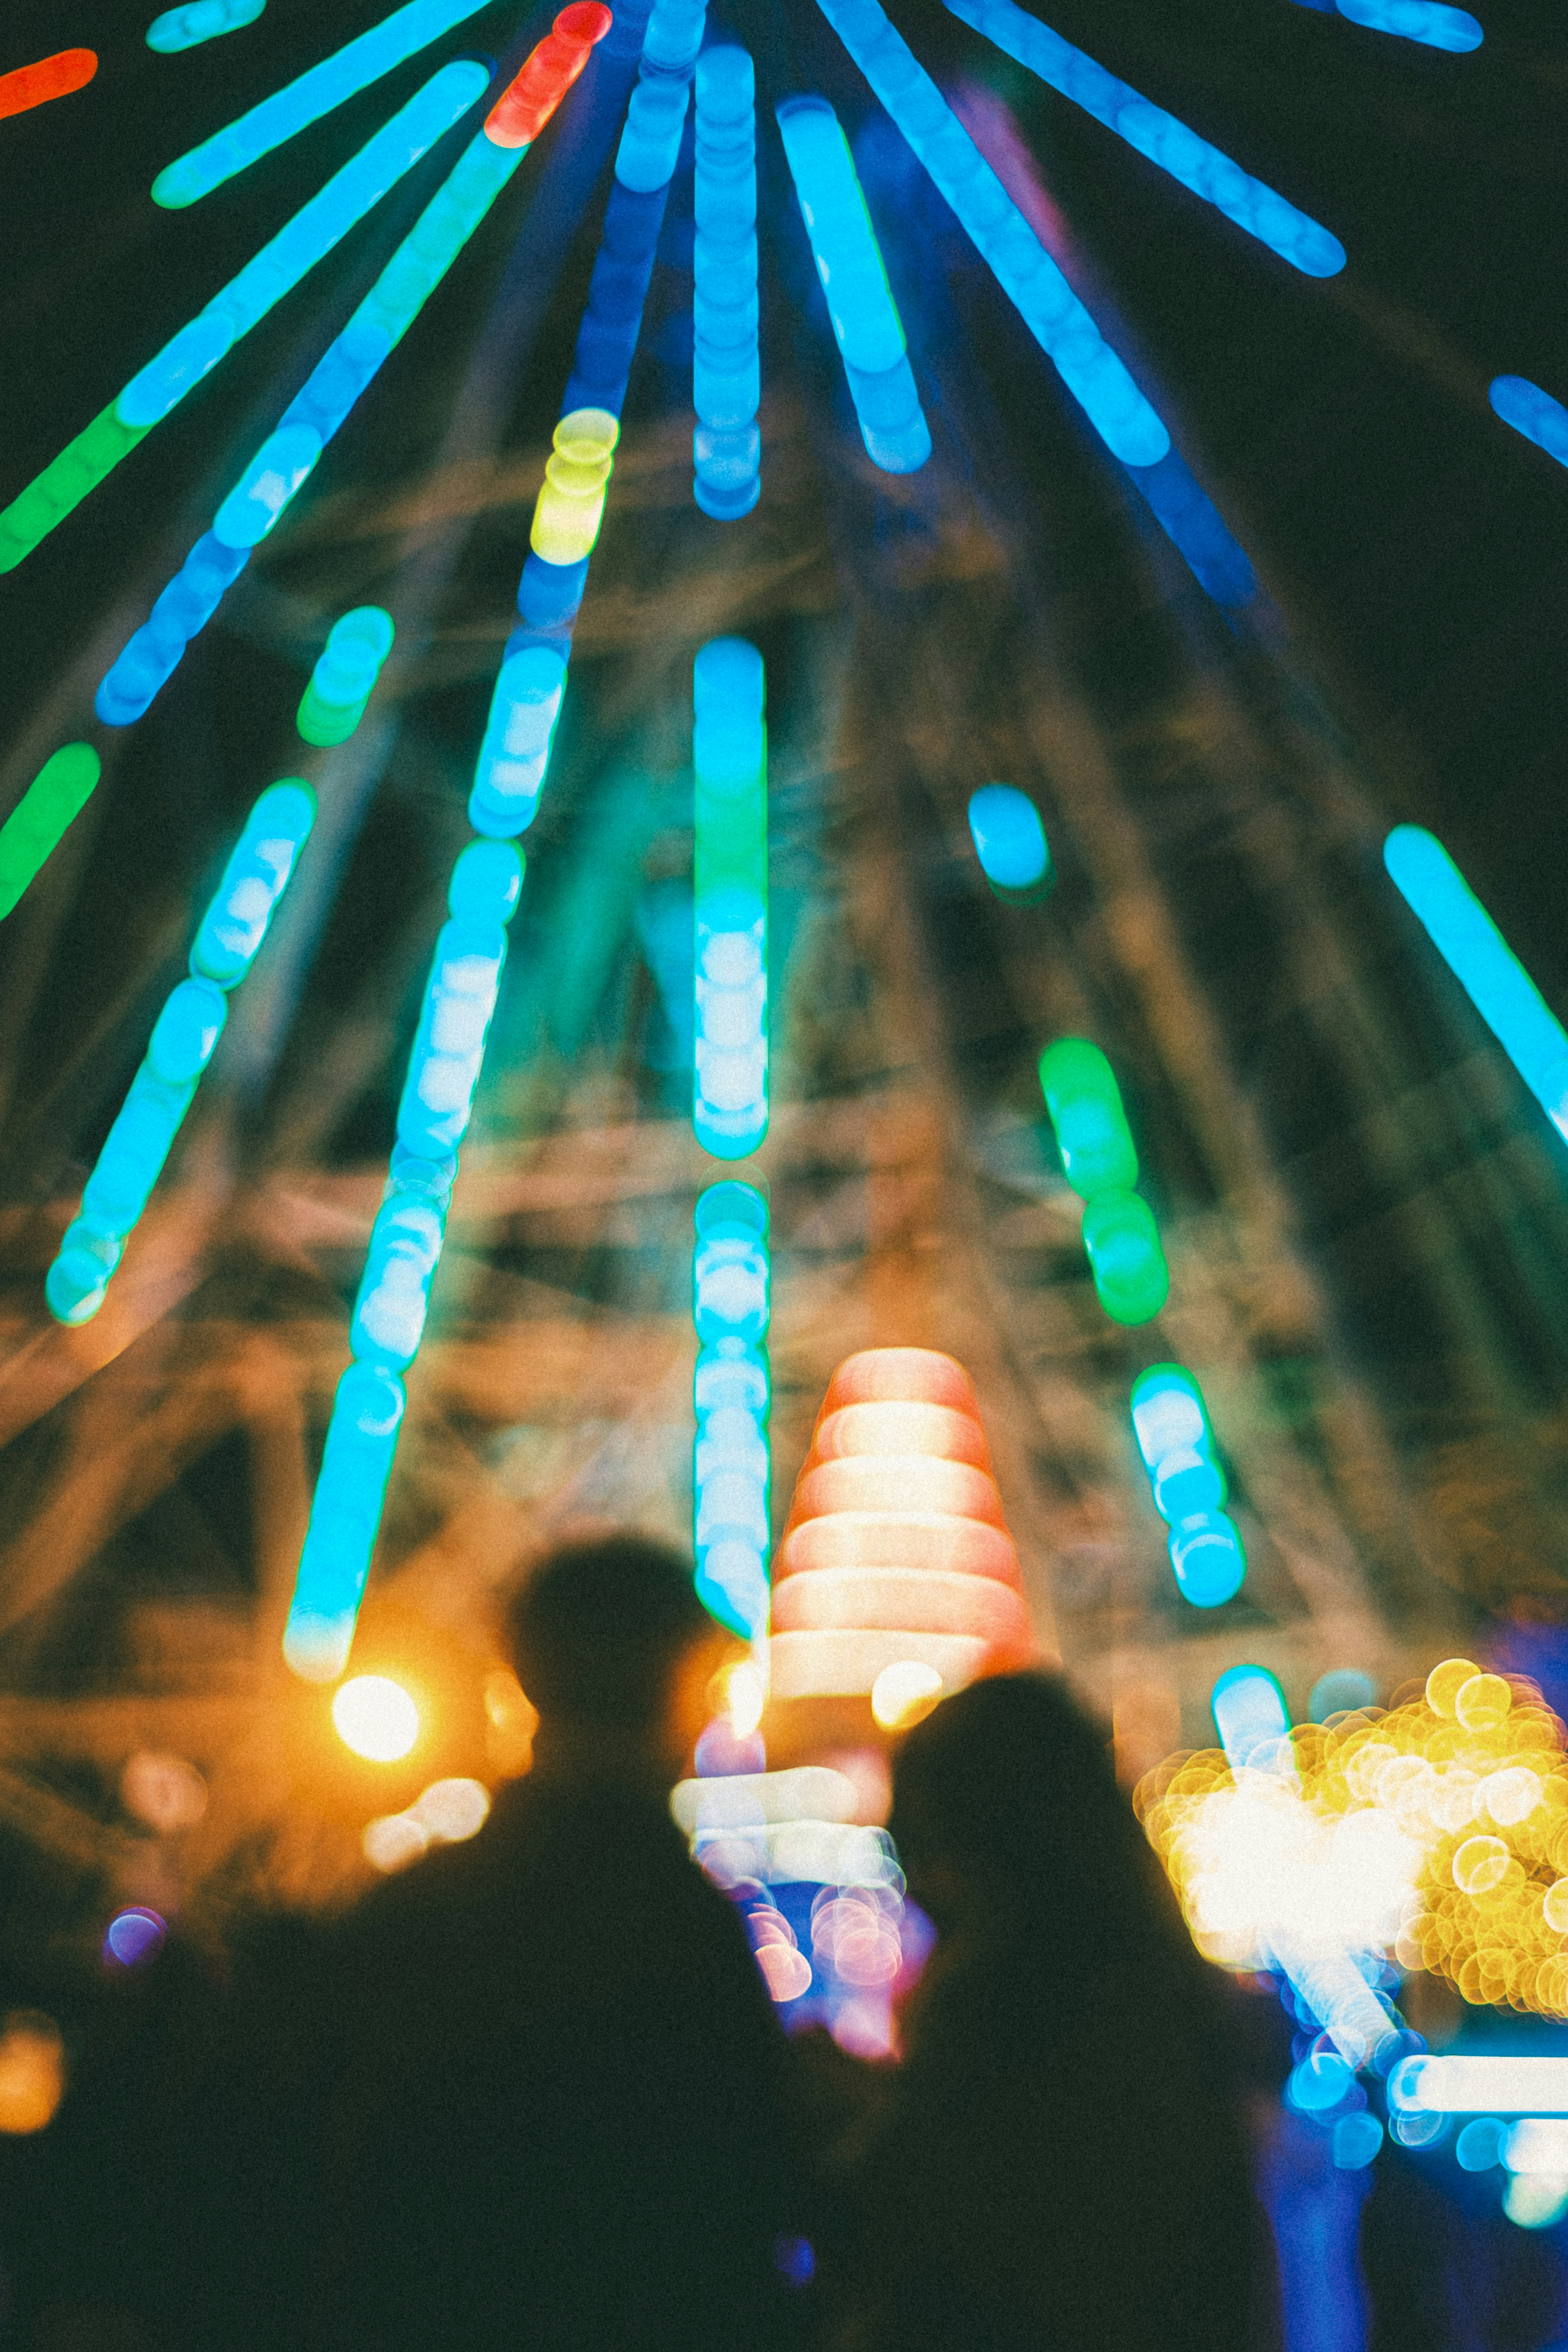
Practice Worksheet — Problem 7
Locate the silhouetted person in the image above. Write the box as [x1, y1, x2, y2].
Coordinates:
[812, 1671, 1273, 2352]
[310, 1532, 807, 2351]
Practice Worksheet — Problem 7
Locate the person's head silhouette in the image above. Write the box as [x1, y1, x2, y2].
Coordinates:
[507, 1530, 732, 1784]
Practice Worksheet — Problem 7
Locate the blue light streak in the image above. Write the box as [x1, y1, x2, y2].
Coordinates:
[1384, 825, 1568, 1146]
[694, 46, 760, 519]
[693, 1180, 771, 1637]
[1332, 0, 1482, 50]
[1490, 376, 1568, 470]
[121, 62, 489, 425]
[283, 840, 521, 1683]
[45, 783, 316, 1325]
[967, 783, 1050, 895]
[615, 0, 704, 189]
[1211, 1663, 1291, 1772]
[152, 0, 494, 206]
[943, 0, 1344, 277]
[147, 0, 266, 53]
[693, 637, 768, 1160]
[813, 0, 1169, 466]
[776, 96, 931, 474]
[95, 534, 250, 726]
[1129, 1362, 1246, 1607]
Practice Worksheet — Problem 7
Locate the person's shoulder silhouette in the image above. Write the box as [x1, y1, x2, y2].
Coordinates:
[313, 1532, 805, 2352]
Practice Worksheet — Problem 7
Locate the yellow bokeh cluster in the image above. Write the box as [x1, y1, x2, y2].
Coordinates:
[1135, 1659, 1568, 2018]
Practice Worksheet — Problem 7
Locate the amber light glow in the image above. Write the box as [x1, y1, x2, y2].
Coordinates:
[769, 1348, 1036, 1704]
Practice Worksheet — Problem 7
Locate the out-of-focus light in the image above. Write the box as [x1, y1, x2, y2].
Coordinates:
[1130, 1363, 1245, 1608]
[0, 2013, 65, 2135]
[120, 1752, 207, 1832]
[96, 535, 252, 724]
[152, 0, 492, 204]
[412, 1777, 490, 1840]
[1390, 2057, 1568, 2115]
[693, 638, 768, 1159]
[104, 1907, 167, 1967]
[1211, 1664, 1290, 1773]
[1385, 826, 1568, 1149]
[1310, 1668, 1378, 1723]
[871, 1660, 944, 1730]
[813, 0, 1168, 467]
[332, 1675, 419, 1762]
[484, 2, 610, 147]
[1332, 2111, 1384, 2169]
[614, 0, 703, 189]
[754, 1938, 814, 2002]
[775, 2236, 816, 2288]
[770, 1347, 1034, 1702]
[47, 780, 315, 1325]
[723, 1660, 767, 1737]
[1491, 376, 1568, 469]
[1334, 0, 1482, 50]
[1425, 1655, 1480, 1715]
[1455, 2117, 1507, 2171]
[1504, 2173, 1568, 2231]
[0, 744, 100, 920]
[0, 49, 96, 121]
[148, 0, 267, 53]
[776, 95, 931, 473]
[363, 1813, 430, 1872]
[483, 1665, 537, 1773]
[693, 47, 760, 517]
[1038, 1036, 1169, 1323]
[297, 607, 395, 745]
[967, 784, 1051, 896]
[671, 1766, 861, 1834]
[1503, 2118, 1568, 2174]
[945, 0, 1345, 274]
[528, 408, 620, 568]
[693, 1181, 771, 1635]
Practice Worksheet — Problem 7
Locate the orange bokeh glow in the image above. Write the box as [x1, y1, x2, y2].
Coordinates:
[769, 1348, 1035, 1704]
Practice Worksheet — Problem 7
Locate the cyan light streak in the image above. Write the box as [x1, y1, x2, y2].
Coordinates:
[694, 638, 767, 1160]
[45, 783, 316, 1326]
[1491, 376, 1568, 470]
[615, 0, 705, 189]
[298, 607, 396, 745]
[285, 11, 676, 1682]
[152, 0, 494, 206]
[0, 62, 487, 577]
[1130, 1362, 1246, 1606]
[943, 0, 1344, 277]
[693, 1181, 772, 1637]
[813, 0, 1168, 467]
[96, 535, 251, 726]
[1384, 826, 1568, 1146]
[1212, 1663, 1291, 1771]
[693, 47, 760, 519]
[776, 96, 930, 474]
[1332, 0, 1482, 50]
[967, 783, 1050, 895]
[147, 0, 266, 53]
[282, 840, 522, 1682]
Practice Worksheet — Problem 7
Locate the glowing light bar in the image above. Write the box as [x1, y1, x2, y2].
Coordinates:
[693, 637, 768, 1159]
[1130, 1362, 1245, 1606]
[813, 0, 1167, 466]
[0, 746, 101, 922]
[1384, 826, 1568, 1145]
[46, 782, 315, 1324]
[770, 1348, 1033, 1702]
[152, 0, 493, 207]
[672, 1766, 858, 1834]
[693, 1181, 771, 1637]
[776, 96, 931, 474]
[1211, 1663, 1290, 1771]
[486, 2, 610, 145]
[528, 407, 619, 567]
[1390, 2056, 1568, 2115]
[95, 534, 249, 727]
[1038, 1036, 1169, 1323]
[693, 47, 760, 519]
[147, 0, 266, 53]
[1491, 376, 1568, 470]
[297, 606, 395, 745]
[283, 840, 522, 1681]
[967, 784, 1050, 896]
[1333, 0, 1482, 50]
[695, 1817, 903, 1890]
[0, 63, 486, 576]
[615, 0, 706, 190]
[944, 0, 1344, 277]
[0, 49, 96, 121]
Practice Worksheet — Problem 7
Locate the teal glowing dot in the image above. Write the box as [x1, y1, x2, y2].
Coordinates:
[1038, 1037, 1139, 1198]
[967, 784, 1051, 896]
[147, 0, 266, 52]
[298, 607, 395, 745]
[1211, 1663, 1290, 1772]
[1080, 1187, 1169, 1324]
[1169, 1510, 1246, 1606]
[1290, 2047, 1355, 2113]
[1490, 376, 1568, 471]
[1385, 826, 1568, 1147]
[152, 0, 493, 206]
[1309, 1668, 1378, 1724]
